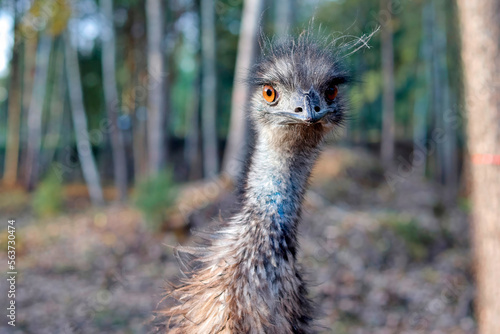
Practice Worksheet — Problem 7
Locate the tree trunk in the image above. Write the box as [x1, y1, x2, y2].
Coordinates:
[3, 14, 21, 187]
[132, 61, 148, 180]
[145, 0, 166, 176]
[412, 2, 433, 178]
[127, 10, 148, 181]
[101, 0, 128, 201]
[25, 34, 53, 190]
[64, 33, 104, 205]
[19, 35, 38, 183]
[42, 38, 66, 175]
[200, 0, 218, 178]
[222, 0, 264, 180]
[457, 1, 500, 333]
[432, 0, 457, 203]
[184, 67, 202, 180]
[380, 0, 395, 167]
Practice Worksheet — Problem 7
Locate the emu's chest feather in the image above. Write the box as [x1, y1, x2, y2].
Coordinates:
[160, 216, 313, 334]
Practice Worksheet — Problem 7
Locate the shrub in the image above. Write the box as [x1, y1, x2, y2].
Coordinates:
[32, 173, 64, 218]
[381, 214, 434, 261]
[134, 170, 177, 230]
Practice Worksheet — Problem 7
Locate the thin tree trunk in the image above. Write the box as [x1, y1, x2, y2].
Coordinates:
[222, 0, 264, 180]
[64, 33, 104, 205]
[433, 0, 457, 203]
[441, 73, 458, 204]
[380, 0, 395, 167]
[200, 0, 218, 177]
[3, 14, 22, 187]
[101, 0, 128, 201]
[146, 0, 166, 175]
[19, 36, 37, 183]
[457, 1, 500, 333]
[430, 0, 444, 187]
[184, 68, 201, 180]
[42, 38, 66, 174]
[132, 60, 148, 180]
[25, 34, 53, 190]
[128, 10, 148, 181]
[412, 2, 433, 178]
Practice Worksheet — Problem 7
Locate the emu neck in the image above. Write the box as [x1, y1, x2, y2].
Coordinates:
[161, 127, 323, 333]
[241, 127, 323, 255]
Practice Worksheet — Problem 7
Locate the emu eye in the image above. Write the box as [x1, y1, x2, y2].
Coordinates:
[262, 85, 277, 103]
[325, 86, 339, 102]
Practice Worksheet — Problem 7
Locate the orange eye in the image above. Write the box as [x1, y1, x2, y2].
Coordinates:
[262, 85, 277, 103]
[326, 86, 338, 101]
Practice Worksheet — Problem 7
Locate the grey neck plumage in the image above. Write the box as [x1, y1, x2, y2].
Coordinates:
[235, 128, 322, 260]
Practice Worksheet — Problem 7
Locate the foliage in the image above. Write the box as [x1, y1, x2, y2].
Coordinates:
[32, 173, 64, 218]
[458, 197, 471, 213]
[381, 214, 434, 261]
[133, 170, 177, 230]
[21, 0, 71, 36]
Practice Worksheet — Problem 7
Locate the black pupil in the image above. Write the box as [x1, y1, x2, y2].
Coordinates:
[327, 88, 335, 98]
[266, 89, 273, 97]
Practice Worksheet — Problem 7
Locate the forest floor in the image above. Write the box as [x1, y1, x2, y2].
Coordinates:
[0, 147, 475, 334]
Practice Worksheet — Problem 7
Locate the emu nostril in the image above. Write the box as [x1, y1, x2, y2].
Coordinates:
[314, 106, 320, 112]
[295, 107, 303, 113]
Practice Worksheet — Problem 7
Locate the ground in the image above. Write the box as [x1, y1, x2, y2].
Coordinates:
[0, 147, 475, 333]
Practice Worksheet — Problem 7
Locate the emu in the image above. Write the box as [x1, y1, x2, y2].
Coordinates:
[158, 33, 351, 334]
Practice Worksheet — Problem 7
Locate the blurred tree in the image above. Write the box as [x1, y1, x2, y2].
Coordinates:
[184, 61, 202, 180]
[64, 32, 104, 205]
[458, 1, 500, 332]
[21, 37, 37, 181]
[122, 4, 149, 181]
[42, 38, 65, 173]
[146, 0, 167, 175]
[3, 4, 21, 187]
[18, 0, 71, 188]
[222, 0, 264, 180]
[132, 50, 149, 180]
[380, 0, 395, 167]
[0, 0, 468, 210]
[201, 0, 219, 177]
[432, 0, 457, 202]
[412, 2, 432, 178]
[100, 0, 128, 201]
[24, 34, 52, 190]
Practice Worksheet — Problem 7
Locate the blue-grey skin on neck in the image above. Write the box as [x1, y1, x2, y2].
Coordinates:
[242, 128, 322, 258]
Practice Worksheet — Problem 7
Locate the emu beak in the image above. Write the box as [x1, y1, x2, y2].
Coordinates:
[277, 88, 327, 124]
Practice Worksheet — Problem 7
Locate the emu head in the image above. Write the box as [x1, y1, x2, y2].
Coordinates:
[248, 34, 350, 140]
